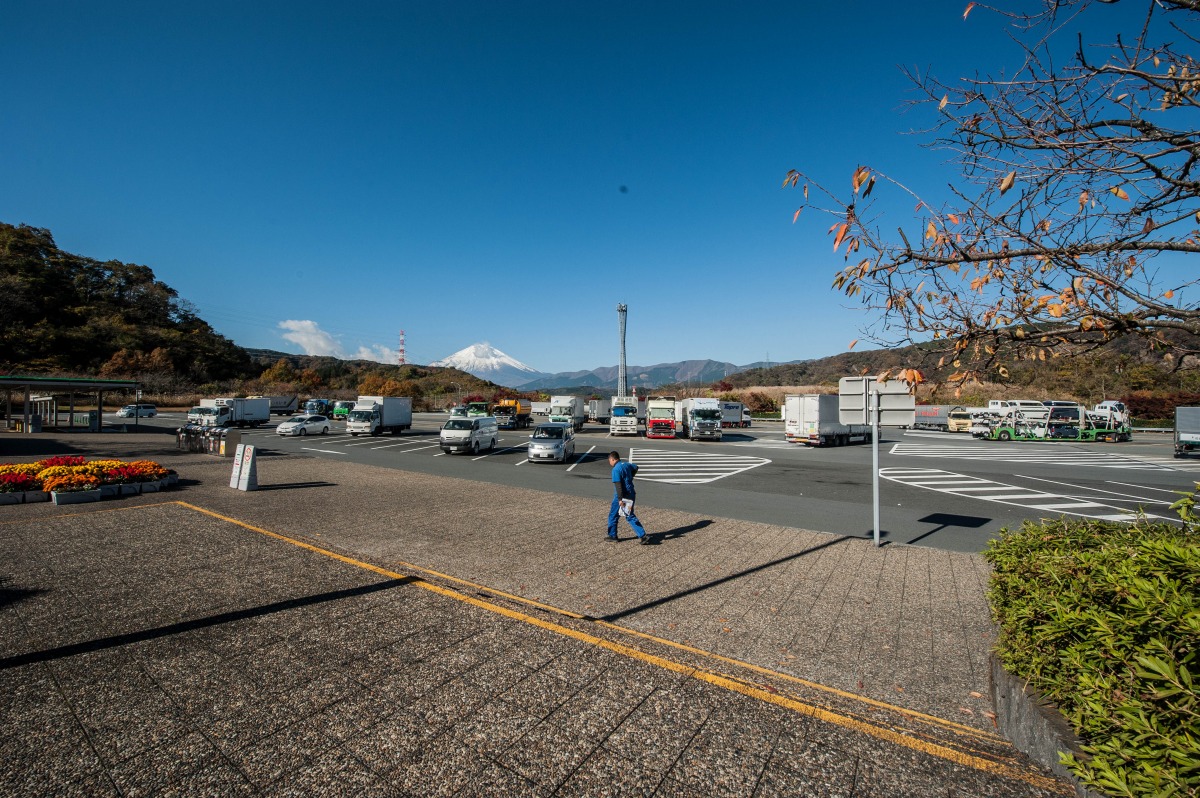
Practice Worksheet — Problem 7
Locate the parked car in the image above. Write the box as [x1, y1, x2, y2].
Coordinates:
[527, 422, 576, 463]
[116, 403, 157, 418]
[276, 414, 330, 436]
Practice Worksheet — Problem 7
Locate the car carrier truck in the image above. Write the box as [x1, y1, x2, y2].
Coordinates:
[346, 396, 413, 436]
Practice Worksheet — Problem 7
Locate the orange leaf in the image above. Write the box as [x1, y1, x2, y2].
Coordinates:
[1165, 289, 1175, 299]
[963, 2, 976, 20]
[947, 213, 960, 225]
[848, 339, 858, 350]
[925, 221, 937, 240]
[1111, 185, 1129, 201]
[938, 94, 949, 111]
[999, 171, 1016, 195]
[792, 208, 803, 223]
[832, 223, 849, 251]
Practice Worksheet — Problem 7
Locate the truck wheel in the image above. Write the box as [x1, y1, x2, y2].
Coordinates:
[998, 430, 1011, 441]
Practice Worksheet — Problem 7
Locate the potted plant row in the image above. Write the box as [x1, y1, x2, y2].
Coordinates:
[0, 456, 177, 505]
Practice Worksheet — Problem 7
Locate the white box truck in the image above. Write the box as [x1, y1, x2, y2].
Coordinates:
[549, 395, 586, 431]
[192, 397, 270, 428]
[346, 396, 413, 436]
[531, 401, 551, 417]
[784, 394, 871, 446]
[609, 396, 639, 436]
[1175, 406, 1200, 458]
[680, 398, 723, 441]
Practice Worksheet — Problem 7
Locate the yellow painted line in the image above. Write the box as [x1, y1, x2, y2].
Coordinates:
[168, 501, 1065, 793]
[394, 558, 1003, 744]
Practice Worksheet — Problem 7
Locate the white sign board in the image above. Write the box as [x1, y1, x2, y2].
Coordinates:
[229, 444, 258, 491]
[838, 377, 916, 427]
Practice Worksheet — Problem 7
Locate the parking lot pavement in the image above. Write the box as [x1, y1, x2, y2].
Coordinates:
[0, 430, 1074, 795]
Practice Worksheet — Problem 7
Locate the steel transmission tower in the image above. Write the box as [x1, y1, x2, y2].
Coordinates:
[616, 304, 628, 398]
[398, 330, 406, 365]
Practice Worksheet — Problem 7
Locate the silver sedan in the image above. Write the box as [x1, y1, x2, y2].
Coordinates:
[276, 414, 331, 436]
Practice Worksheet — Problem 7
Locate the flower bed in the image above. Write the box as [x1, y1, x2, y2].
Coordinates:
[0, 457, 175, 504]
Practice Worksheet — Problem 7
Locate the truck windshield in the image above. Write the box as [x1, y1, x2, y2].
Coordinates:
[648, 409, 673, 418]
[193, 407, 216, 416]
[347, 411, 373, 422]
[695, 410, 722, 421]
[612, 407, 634, 416]
[550, 407, 569, 415]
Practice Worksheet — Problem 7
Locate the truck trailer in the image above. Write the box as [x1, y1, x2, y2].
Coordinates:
[588, 398, 612, 424]
[783, 394, 871, 446]
[1176, 407, 1200, 458]
[346, 396, 413, 436]
[912, 405, 966, 432]
[680, 398, 723, 441]
[720, 401, 750, 428]
[249, 395, 298, 416]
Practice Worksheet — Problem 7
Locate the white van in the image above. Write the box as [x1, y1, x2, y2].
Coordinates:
[440, 416, 499, 455]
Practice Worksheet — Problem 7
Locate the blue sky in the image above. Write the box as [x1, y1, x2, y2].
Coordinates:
[1, 1, 1152, 373]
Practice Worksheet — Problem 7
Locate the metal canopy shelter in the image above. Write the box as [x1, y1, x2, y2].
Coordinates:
[0, 375, 140, 433]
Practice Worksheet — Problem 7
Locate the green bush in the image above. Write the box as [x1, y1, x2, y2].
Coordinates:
[984, 515, 1199, 797]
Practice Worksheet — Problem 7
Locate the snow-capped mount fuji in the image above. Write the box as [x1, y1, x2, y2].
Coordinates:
[430, 343, 543, 387]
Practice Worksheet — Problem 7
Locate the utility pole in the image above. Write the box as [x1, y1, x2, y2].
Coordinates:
[617, 304, 628, 399]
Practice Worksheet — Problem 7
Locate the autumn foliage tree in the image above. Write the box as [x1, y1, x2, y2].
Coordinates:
[787, 0, 1199, 383]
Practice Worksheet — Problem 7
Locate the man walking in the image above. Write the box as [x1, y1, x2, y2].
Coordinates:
[607, 450, 649, 544]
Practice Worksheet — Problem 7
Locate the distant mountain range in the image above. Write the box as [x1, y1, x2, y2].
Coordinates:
[429, 343, 792, 390]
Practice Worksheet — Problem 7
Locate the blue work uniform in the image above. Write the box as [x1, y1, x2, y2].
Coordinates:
[608, 460, 647, 540]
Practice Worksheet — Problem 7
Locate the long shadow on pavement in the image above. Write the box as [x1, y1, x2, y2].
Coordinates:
[597, 534, 851, 623]
[0, 577, 413, 670]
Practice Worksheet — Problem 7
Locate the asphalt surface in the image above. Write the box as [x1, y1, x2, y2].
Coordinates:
[0, 424, 1085, 796]
[208, 412, 1195, 553]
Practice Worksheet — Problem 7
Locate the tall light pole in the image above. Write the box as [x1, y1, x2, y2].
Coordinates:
[616, 303, 628, 399]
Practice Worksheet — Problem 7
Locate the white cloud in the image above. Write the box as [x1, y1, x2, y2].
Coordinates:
[277, 320, 395, 364]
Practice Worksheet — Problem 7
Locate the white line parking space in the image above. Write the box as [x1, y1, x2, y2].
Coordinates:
[879, 467, 1166, 522]
[629, 448, 770, 485]
[889, 442, 1171, 471]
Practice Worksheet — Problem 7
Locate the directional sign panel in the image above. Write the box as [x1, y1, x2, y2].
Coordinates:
[838, 377, 916, 427]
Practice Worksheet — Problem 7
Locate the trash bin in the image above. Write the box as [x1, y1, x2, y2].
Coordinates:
[221, 428, 241, 457]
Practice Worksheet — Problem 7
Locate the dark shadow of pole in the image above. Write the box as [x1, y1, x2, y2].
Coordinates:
[0, 577, 413, 670]
[255, 481, 338, 491]
[905, 513, 991, 546]
[597, 535, 851, 623]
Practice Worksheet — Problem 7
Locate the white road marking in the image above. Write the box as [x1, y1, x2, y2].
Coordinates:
[879, 467, 1166, 522]
[1017, 475, 1173, 505]
[629, 448, 770, 485]
[300, 448, 345, 455]
[567, 445, 595, 473]
[1107, 481, 1194, 495]
[889, 442, 1170, 471]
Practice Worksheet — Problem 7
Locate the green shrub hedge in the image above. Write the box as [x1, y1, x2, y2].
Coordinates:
[984, 516, 1199, 797]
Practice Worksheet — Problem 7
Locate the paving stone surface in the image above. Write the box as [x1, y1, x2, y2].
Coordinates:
[0, 430, 1074, 795]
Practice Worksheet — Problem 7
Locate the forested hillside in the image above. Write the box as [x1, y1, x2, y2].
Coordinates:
[0, 223, 252, 383]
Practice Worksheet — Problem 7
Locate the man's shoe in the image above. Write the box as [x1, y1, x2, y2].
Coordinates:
[638, 535, 650, 545]
[606, 535, 619, 542]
